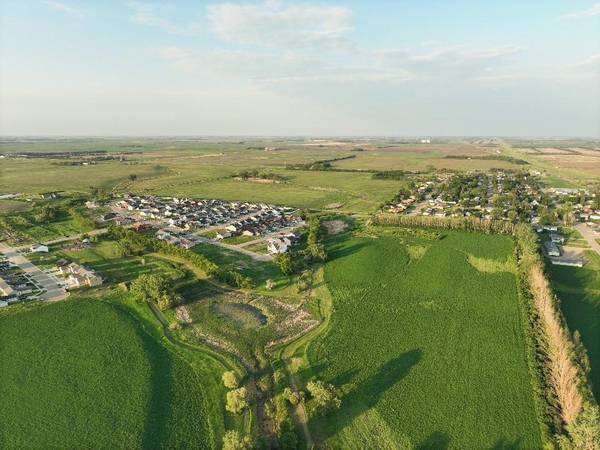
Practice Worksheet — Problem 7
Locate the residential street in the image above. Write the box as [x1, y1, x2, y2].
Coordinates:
[0, 243, 68, 301]
[575, 223, 600, 257]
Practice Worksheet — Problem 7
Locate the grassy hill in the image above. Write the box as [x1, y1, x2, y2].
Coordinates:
[305, 230, 542, 449]
[0, 298, 216, 449]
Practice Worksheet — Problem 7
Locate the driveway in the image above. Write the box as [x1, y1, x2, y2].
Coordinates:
[575, 223, 600, 257]
[0, 243, 68, 301]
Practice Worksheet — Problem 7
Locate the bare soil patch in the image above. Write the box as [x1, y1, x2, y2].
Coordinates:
[323, 220, 348, 235]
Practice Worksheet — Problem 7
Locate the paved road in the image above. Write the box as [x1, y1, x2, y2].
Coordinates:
[575, 223, 600, 257]
[0, 243, 68, 301]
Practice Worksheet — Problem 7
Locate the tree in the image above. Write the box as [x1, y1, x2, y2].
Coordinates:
[282, 387, 300, 406]
[257, 374, 272, 393]
[306, 380, 341, 413]
[130, 274, 181, 311]
[222, 430, 253, 450]
[226, 387, 249, 414]
[222, 371, 239, 389]
[129, 173, 137, 181]
[275, 252, 294, 275]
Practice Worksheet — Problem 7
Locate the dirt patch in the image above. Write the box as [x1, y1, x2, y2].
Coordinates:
[323, 220, 348, 235]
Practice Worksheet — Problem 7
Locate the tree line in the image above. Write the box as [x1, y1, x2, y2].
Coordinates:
[108, 226, 254, 289]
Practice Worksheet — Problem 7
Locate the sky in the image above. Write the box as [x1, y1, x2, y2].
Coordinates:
[0, 0, 599, 137]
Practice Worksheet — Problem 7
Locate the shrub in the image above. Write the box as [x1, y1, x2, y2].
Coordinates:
[226, 387, 249, 414]
[222, 370, 239, 389]
[222, 430, 253, 450]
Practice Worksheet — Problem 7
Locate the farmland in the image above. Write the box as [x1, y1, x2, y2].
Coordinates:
[0, 297, 219, 449]
[1, 136, 599, 449]
[304, 230, 542, 449]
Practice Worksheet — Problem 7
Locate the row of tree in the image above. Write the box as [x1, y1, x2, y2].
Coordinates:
[108, 226, 254, 289]
[513, 225, 599, 449]
[371, 213, 517, 235]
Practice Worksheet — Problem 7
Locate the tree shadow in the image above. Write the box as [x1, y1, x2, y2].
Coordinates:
[125, 314, 174, 449]
[491, 437, 523, 450]
[309, 349, 422, 442]
[326, 241, 370, 262]
[416, 431, 450, 450]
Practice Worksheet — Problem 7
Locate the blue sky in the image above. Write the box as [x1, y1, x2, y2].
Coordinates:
[0, 0, 599, 136]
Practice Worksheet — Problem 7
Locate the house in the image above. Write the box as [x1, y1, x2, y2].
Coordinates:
[216, 231, 232, 240]
[267, 238, 288, 254]
[544, 241, 561, 257]
[0, 276, 15, 297]
[85, 201, 100, 209]
[58, 262, 103, 288]
[39, 191, 60, 199]
[101, 212, 117, 221]
[30, 244, 49, 253]
[549, 233, 565, 244]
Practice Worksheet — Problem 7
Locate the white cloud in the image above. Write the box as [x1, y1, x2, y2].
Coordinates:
[207, 0, 354, 49]
[560, 2, 600, 20]
[127, 2, 201, 36]
[42, 1, 83, 18]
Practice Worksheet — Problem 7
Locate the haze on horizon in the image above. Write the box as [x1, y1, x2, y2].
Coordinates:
[0, 0, 599, 137]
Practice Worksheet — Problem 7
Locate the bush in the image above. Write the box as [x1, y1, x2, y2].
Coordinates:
[222, 370, 239, 389]
[226, 387, 249, 414]
[222, 430, 253, 450]
[306, 380, 341, 414]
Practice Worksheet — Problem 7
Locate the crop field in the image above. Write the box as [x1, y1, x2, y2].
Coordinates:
[306, 230, 541, 449]
[0, 297, 214, 449]
[549, 251, 600, 402]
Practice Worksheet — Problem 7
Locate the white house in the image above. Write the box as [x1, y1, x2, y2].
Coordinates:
[30, 244, 49, 253]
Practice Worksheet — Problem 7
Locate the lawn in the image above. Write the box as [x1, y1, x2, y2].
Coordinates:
[549, 250, 600, 403]
[305, 230, 542, 449]
[0, 297, 216, 449]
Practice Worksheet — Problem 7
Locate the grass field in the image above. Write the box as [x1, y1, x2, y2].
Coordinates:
[305, 230, 542, 449]
[0, 297, 216, 449]
[549, 250, 600, 402]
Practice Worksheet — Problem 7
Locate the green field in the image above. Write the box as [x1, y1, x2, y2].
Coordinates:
[305, 230, 542, 449]
[0, 297, 216, 449]
[549, 251, 600, 402]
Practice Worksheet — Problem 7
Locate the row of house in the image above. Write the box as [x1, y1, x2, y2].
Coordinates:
[0, 258, 40, 306]
[156, 228, 202, 249]
[118, 196, 300, 237]
[118, 196, 296, 231]
[56, 260, 103, 288]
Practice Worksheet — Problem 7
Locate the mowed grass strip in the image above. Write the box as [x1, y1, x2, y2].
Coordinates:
[308, 231, 542, 449]
[0, 298, 212, 449]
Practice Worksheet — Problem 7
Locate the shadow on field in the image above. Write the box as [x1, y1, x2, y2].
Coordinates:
[491, 437, 523, 450]
[310, 349, 422, 443]
[326, 240, 370, 262]
[130, 318, 174, 449]
[416, 431, 450, 450]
